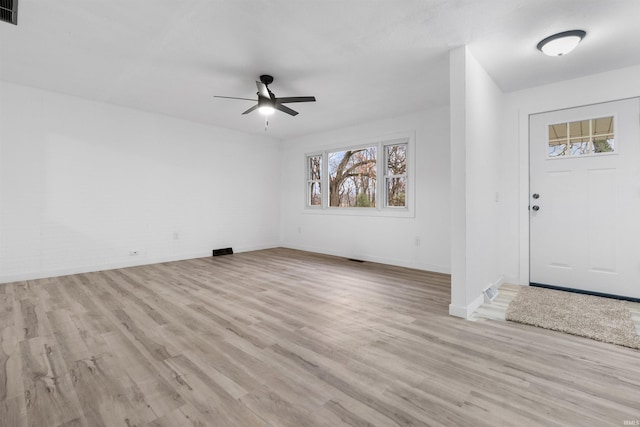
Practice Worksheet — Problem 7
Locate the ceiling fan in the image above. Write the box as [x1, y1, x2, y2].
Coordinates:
[214, 75, 316, 117]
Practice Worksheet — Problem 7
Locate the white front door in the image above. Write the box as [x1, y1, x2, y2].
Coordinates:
[529, 98, 640, 300]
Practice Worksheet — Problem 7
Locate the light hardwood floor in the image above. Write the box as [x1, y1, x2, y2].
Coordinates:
[469, 284, 520, 322]
[1, 248, 639, 426]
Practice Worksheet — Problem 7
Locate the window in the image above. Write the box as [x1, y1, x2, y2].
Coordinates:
[307, 155, 322, 206]
[305, 136, 411, 215]
[385, 144, 407, 207]
[548, 116, 614, 157]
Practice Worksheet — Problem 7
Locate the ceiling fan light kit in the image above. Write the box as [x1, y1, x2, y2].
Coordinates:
[258, 96, 275, 115]
[214, 74, 316, 120]
[537, 30, 586, 56]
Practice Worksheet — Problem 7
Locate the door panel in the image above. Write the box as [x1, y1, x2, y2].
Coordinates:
[529, 98, 640, 299]
[587, 168, 616, 274]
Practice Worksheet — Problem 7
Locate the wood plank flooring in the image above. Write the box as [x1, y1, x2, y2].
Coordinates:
[1, 248, 639, 426]
[469, 283, 520, 322]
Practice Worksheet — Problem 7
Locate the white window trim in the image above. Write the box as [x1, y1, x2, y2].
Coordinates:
[304, 131, 415, 218]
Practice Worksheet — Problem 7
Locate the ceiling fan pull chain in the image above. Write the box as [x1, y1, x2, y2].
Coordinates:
[264, 117, 269, 132]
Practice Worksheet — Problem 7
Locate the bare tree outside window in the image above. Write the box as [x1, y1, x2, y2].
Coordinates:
[307, 155, 322, 206]
[328, 147, 377, 207]
[385, 144, 407, 207]
[306, 138, 409, 211]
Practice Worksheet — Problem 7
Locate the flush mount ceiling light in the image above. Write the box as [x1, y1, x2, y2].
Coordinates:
[537, 30, 586, 56]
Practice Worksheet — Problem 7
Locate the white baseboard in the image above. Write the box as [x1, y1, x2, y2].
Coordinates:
[449, 293, 484, 319]
[0, 244, 279, 284]
[450, 275, 505, 319]
[280, 243, 451, 275]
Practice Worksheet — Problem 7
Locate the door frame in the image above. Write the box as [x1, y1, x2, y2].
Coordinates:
[519, 96, 640, 289]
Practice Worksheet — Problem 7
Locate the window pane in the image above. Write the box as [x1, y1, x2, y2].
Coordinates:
[593, 116, 614, 136]
[549, 123, 567, 141]
[386, 177, 406, 207]
[386, 144, 407, 175]
[308, 155, 322, 180]
[569, 119, 589, 139]
[569, 139, 590, 156]
[328, 147, 377, 207]
[593, 138, 615, 153]
[548, 142, 568, 157]
[309, 182, 321, 206]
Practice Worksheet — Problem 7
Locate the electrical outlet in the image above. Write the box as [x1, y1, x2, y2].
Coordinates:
[173, 232, 179, 240]
[129, 250, 140, 256]
[415, 237, 421, 246]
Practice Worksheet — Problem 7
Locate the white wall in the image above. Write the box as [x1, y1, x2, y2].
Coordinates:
[449, 46, 505, 318]
[496, 64, 640, 287]
[279, 108, 451, 273]
[0, 82, 281, 283]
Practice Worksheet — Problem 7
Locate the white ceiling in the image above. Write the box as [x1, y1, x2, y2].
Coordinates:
[2, 0, 640, 139]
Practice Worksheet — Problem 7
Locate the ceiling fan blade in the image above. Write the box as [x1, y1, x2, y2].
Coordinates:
[242, 104, 259, 115]
[276, 96, 316, 104]
[214, 96, 256, 101]
[256, 81, 271, 99]
[275, 103, 299, 116]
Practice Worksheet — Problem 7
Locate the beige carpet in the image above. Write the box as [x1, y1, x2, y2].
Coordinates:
[506, 286, 640, 350]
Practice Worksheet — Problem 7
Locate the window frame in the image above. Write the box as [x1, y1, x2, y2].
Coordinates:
[547, 115, 617, 159]
[304, 132, 415, 218]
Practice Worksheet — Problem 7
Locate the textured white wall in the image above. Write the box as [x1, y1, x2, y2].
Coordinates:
[449, 46, 504, 318]
[0, 82, 281, 283]
[279, 108, 451, 273]
[449, 47, 468, 315]
[464, 48, 504, 309]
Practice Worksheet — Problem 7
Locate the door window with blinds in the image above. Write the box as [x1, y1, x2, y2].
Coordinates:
[548, 116, 615, 158]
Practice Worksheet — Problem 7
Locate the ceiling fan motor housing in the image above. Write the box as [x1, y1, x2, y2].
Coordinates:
[259, 75, 274, 86]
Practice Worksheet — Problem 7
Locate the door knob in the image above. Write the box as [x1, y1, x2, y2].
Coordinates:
[532, 205, 540, 211]
[532, 193, 540, 199]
